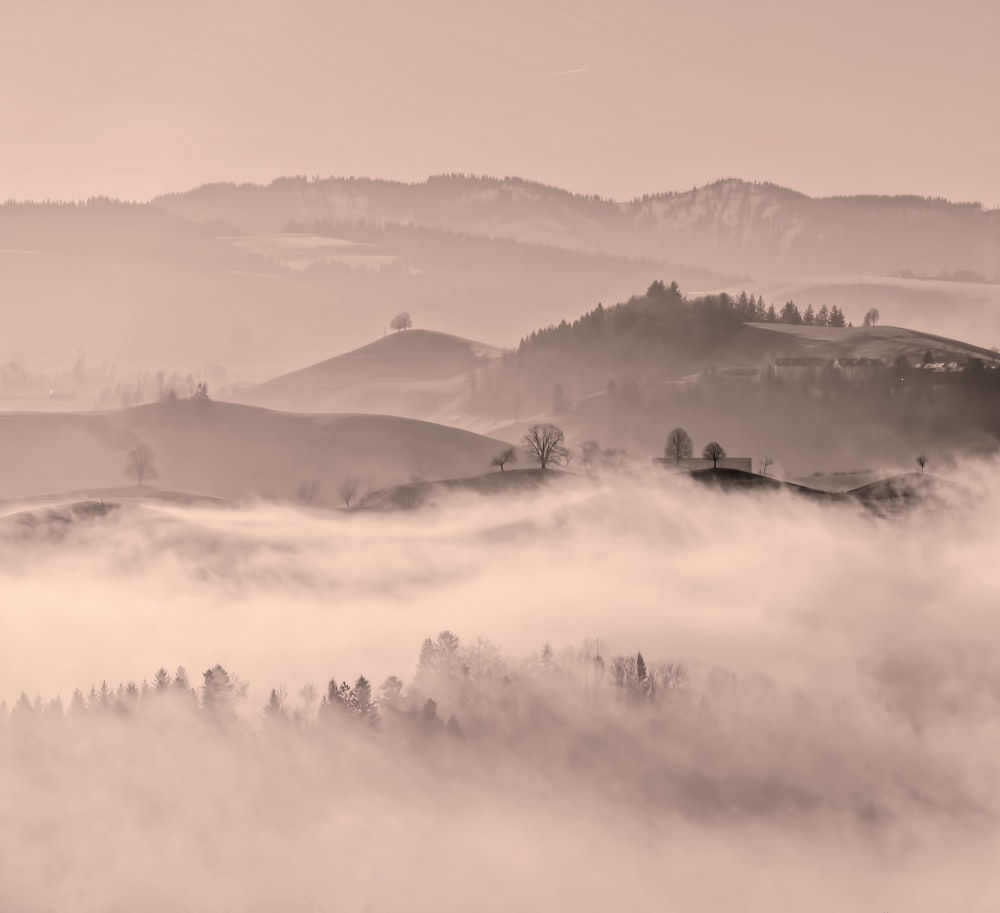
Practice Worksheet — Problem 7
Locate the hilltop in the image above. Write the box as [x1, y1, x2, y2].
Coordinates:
[0, 399, 513, 502]
[708, 274, 1000, 352]
[624, 179, 1000, 278]
[682, 467, 964, 516]
[236, 329, 504, 421]
[740, 322, 999, 364]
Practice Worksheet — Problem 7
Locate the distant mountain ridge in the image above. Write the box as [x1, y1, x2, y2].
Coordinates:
[153, 174, 1000, 278]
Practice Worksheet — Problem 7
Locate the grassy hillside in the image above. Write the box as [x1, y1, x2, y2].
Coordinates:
[0, 399, 513, 501]
[737, 323, 998, 365]
[683, 467, 963, 516]
[359, 467, 569, 510]
[708, 275, 1000, 352]
[237, 329, 504, 421]
[469, 283, 1000, 474]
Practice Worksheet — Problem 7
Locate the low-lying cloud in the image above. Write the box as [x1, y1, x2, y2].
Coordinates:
[3, 467, 1000, 911]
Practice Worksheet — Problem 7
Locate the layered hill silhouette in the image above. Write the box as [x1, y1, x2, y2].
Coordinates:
[235, 329, 503, 421]
[0, 198, 701, 381]
[0, 399, 512, 502]
[154, 174, 1000, 279]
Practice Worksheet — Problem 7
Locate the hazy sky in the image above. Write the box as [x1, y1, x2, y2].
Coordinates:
[4, 0, 999, 205]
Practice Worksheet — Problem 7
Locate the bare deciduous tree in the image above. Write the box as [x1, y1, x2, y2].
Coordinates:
[702, 441, 726, 469]
[490, 447, 517, 472]
[521, 423, 568, 469]
[390, 312, 413, 332]
[664, 427, 693, 464]
[863, 308, 881, 327]
[125, 442, 158, 487]
[339, 476, 360, 508]
[916, 454, 927, 473]
[759, 456, 774, 476]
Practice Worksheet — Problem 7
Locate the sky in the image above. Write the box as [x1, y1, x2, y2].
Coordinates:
[3, 0, 999, 205]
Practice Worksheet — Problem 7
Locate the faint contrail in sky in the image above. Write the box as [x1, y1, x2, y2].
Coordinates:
[547, 67, 589, 77]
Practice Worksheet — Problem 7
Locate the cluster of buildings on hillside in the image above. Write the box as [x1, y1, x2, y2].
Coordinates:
[709, 353, 1000, 386]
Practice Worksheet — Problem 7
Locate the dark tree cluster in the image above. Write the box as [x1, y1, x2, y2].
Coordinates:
[488, 281, 854, 419]
[518, 283, 849, 360]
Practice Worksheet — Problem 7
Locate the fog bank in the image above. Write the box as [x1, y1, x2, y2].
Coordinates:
[3, 468, 1000, 910]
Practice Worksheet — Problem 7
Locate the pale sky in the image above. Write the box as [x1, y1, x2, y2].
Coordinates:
[3, 0, 999, 205]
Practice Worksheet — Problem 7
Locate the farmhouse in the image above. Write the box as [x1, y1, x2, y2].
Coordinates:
[771, 357, 828, 383]
[832, 357, 885, 381]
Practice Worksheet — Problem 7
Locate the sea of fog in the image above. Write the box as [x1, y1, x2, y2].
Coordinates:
[3, 467, 1000, 911]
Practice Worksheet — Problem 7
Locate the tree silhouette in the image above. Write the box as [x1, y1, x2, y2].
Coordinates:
[349, 676, 379, 725]
[664, 427, 693, 464]
[759, 456, 774, 476]
[339, 477, 360, 508]
[916, 454, 927, 473]
[390, 312, 412, 332]
[702, 441, 726, 468]
[521, 423, 568, 469]
[490, 447, 517, 472]
[779, 301, 803, 324]
[379, 676, 405, 715]
[863, 308, 881, 327]
[125, 442, 158, 487]
[261, 688, 287, 725]
[201, 665, 238, 724]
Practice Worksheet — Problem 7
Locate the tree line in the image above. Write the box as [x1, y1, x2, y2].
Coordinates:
[1, 631, 701, 741]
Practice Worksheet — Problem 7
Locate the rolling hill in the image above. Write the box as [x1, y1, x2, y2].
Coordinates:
[0, 200, 709, 389]
[683, 468, 964, 516]
[723, 322, 999, 367]
[233, 329, 505, 422]
[0, 399, 513, 502]
[707, 275, 1000, 352]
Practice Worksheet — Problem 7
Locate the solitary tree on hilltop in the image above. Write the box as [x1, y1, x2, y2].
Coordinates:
[125, 442, 158, 487]
[521, 423, 568, 469]
[702, 441, 726, 469]
[759, 456, 774, 476]
[390, 312, 413, 332]
[863, 308, 881, 327]
[916, 454, 927, 474]
[664, 427, 694, 464]
[491, 447, 517, 472]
